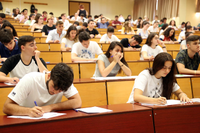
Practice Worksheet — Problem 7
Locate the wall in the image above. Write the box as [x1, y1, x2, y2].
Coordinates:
[0, 0, 134, 19]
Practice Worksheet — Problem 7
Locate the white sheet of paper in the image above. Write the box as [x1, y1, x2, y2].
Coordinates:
[191, 98, 200, 102]
[141, 100, 185, 106]
[76, 106, 112, 113]
[175, 74, 194, 78]
[4, 82, 16, 85]
[91, 76, 137, 80]
[7, 112, 66, 119]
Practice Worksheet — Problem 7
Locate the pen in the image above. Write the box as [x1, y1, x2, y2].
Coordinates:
[128, 44, 131, 47]
[156, 91, 161, 97]
[111, 55, 114, 58]
[73, 109, 78, 112]
[34, 101, 38, 106]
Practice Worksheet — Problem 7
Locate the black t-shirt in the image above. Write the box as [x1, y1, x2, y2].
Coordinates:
[42, 25, 56, 35]
[120, 38, 141, 48]
[85, 28, 99, 36]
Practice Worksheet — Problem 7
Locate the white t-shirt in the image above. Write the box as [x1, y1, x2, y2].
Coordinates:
[100, 34, 120, 42]
[178, 31, 185, 43]
[140, 44, 163, 60]
[148, 26, 158, 32]
[59, 19, 71, 30]
[159, 29, 164, 35]
[61, 38, 75, 48]
[8, 72, 78, 108]
[180, 40, 187, 51]
[72, 41, 103, 59]
[127, 70, 180, 103]
[139, 30, 149, 39]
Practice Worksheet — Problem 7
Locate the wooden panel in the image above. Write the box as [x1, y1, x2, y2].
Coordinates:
[40, 52, 62, 63]
[128, 62, 149, 75]
[0, 87, 14, 115]
[90, 38, 100, 43]
[74, 82, 107, 107]
[69, 2, 80, 16]
[46, 64, 56, 71]
[33, 32, 42, 37]
[107, 81, 134, 105]
[50, 43, 61, 51]
[80, 63, 96, 78]
[18, 32, 33, 36]
[101, 43, 110, 51]
[176, 78, 193, 98]
[67, 63, 79, 79]
[191, 78, 200, 98]
[173, 51, 179, 59]
[37, 43, 49, 51]
[124, 51, 140, 61]
[35, 37, 41, 43]
[165, 44, 180, 51]
[115, 34, 133, 38]
[15, 28, 29, 32]
[62, 52, 72, 63]
[41, 37, 47, 43]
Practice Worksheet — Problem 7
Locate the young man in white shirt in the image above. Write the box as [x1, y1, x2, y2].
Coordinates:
[0, 36, 48, 84]
[100, 26, 120, 43]
[59, 13, 71, 30]
[46, 21, 66, 43]
[148, 21, 159, 33]
[71, 31, 103, 62]
[3, 63, 82, 117]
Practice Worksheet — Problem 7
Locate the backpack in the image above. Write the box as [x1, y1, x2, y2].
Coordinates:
[30, 4, 35, 13]
[0, 2, 3, 10]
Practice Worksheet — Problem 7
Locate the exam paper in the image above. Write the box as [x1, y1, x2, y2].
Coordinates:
[7, 112, 66, 119]
[91, 76, 137, 80]
[4, 82, 16, 85]
[141, 100, 186, 106]
[76, 106, 113, 113]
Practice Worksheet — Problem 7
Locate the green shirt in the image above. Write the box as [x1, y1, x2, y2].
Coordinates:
[158, 23, 164, 28]
[175, 49, 200, 73]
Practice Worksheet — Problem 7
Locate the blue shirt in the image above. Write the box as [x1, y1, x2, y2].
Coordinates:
[0, 40, 21, 58]
[97, 22, 109, 28]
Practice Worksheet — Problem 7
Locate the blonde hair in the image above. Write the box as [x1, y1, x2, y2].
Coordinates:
[123, 21, 132, 33]
[47, 15, 54, 23]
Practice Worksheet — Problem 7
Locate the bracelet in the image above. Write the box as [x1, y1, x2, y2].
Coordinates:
[120, 64, 124, 67]
[162, 46, 166, 48]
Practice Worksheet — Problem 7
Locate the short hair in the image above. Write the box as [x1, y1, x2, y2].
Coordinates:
[88, 15, 92, 18]
[94, 15, 99, 19]
[131, 35, 143, 44]
[185, 32, 193, 38]
[101, 17, 105, 21]
[18, 36, 35, 51]
[73, 21, 79, 26]
[107, 26, 114, 33]
[50, 63, 74, 91]
[78, 31, 90, 42]
[80, 14, 84, 17]
[42, 11, 47, 14]
[185, 25, 192, 31]
[163, 17, 167, 20]
[0, 13, 5, 18]
[160, 19, 164, 22]
[115, 15, 118, 18]
[181, 22, 185, 25]
[0, 29, 13, 45]
[49, 12, 54, 15]
[61, 13, 66, 17]
[88, 19, 94, 24]
[34, 9, 38, 11]
[154, 21, 159, 24]
[22, 9, 28, 13]
[138, 17, 142, 19]
[161, 24, 168, 30]
[56, 21, 63, 26]
[186, 35, 200, 44]
[82, 22, 88, 27]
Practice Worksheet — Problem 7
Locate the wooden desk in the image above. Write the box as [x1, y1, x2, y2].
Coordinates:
[147, 103, 200, 132]
[0, 103, 154, 133]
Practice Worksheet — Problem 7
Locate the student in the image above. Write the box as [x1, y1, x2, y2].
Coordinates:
[42, 11, 48, 22]
[0, 36, 48, 84]
[152, 15, 160, 24]
[93, 41, 131, 77]
[0, 29, 21, 62]
[77, 14, 86, 23]
[125, 15, 134, 25]
[3, 63, 82, 117]
[13, 8, 20, 17]
[49, 12, 57, 24]
[77, 4, 88, 18]
[159, 27, 178, 43]
[127, 52, 190, 104]
[140, 33, 167, 61]
[1, 21, 18, 39]
[121, 21, 135, 34]
[148, 21, 159, 33]
[71, 31, 103, 61]
[34, 9, 38, 16]
[159, 24, 168, 35]
[59, 13, 70, 30]
[158, 19, 164, 28]
[81, 22, 88, 30]
[73, 21, 81, 30]
[24, 14, 35, 26]
[85, 20, 101, 38]
[100, 26, 120, 43]
[180, 32, 193, 51]
[19, 9, 29, 23]
[96, 17, 109, 29]
[168, 20, 178, 30]
[31, 14, 44, 32]
[178, 25, 192, 43]
[42, 15, 56, 37]
[120, 35, 142, 50]
[162, 17, 167, 24]
[118, 14, 125, 23]
[175, 35, 200, 74]
[0, 13, 5, 28]
[134, 17, 142, 26]
[71, 13, 79, 21]
[46, 21, 66, 43]
[15, 10, 23, 21]
[112, 15, 121, 29]
[178, 22, 186, 31]
[139, 21, 150, 38]
[61, 25, 78, 51]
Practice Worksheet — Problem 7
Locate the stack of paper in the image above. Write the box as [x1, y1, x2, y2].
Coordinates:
[8, 112, 66, 120]
[92, 76, 137, 80]
[76, 106, 112, 113]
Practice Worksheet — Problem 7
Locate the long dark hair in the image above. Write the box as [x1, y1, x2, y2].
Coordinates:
[105, 41, 128, 73]
[163, 27, 175, 41]
[1, 20, 18, 37]
[64, 25, 78, 42]
[145, 32, 157, 46]
[148, 52, 176, 99]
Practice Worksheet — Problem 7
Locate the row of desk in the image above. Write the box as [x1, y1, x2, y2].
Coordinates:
[0, 102, 200, 132]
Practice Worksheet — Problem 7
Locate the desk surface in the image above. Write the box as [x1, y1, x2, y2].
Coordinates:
[0, 103, 154, 133]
